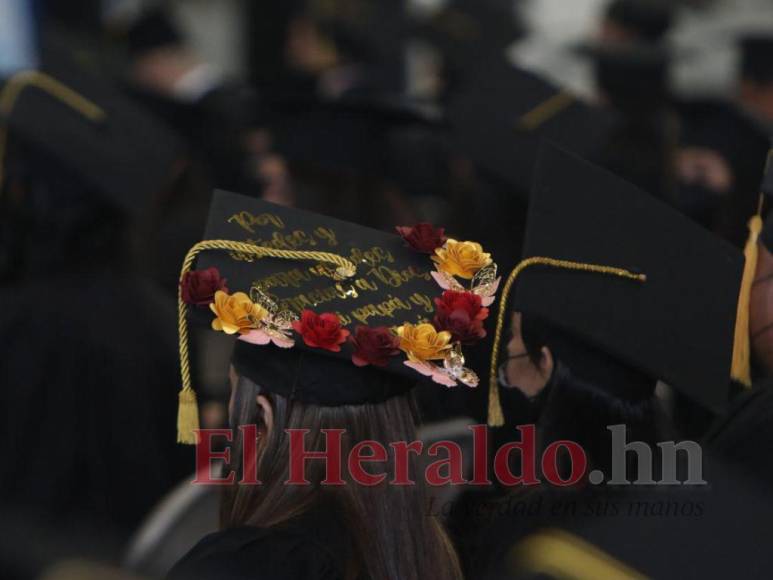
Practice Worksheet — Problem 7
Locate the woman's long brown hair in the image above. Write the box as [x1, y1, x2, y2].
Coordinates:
[221, 374, 464, 580]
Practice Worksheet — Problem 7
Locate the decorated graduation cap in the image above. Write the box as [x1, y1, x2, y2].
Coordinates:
[487, 143, 745, 426]
[445, 57, 617, 198]
[175, 190, 501, 443]
[0, 50, 183, 216]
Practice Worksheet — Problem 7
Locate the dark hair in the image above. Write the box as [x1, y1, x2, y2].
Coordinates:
[221, 374, 463, 580]
[520, 313, 665, 480]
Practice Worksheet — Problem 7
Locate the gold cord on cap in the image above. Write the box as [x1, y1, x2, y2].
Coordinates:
[0, 70, 106, 192]
[509, 528, 648, 580]
[176, 240, 357, 444]
[517, 91, 575, 132]
[487, 257, 647, 427]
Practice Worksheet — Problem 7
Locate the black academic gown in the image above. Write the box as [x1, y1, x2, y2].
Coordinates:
[167, 506, 359, 580]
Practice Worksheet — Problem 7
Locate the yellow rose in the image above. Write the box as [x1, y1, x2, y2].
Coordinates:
[210, 291, 267, 335]
[431, 239, 492, 279]
[396, 323, 452, 363]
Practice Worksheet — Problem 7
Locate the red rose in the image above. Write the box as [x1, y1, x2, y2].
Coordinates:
[349, 326, 400, 367]
[292, 310, 350, 352]
[433, 290, 488, 345]
[395, 223, 447, 254]
[180, 267, 228, 306]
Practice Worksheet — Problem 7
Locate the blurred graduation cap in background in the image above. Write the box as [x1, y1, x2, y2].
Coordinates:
[575, 42, 672, 112]
[266, 93, 444, 178]
[277, 0, 408, 95]
[505, 466, 773, 579]
[0, 46, 184, 218]
[444, 57, 617, 199]
[602, 0, 675, 44]
[487, 143, 744, 426]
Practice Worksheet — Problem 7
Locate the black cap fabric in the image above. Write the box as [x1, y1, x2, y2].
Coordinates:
[604, 0, 674, 43]
[185, 189, 498, 407]
[445, 58, 617, 199]
[126, 7, 183, 57]
[740, 35, 773, 85]
[511, 144, 743, 410]
[576, 43, 671, 111]
[2, 52, 183, 217]
[506, 467, 773, 580]
[413, 0, 521, 68]
[267, 94, 442, 176]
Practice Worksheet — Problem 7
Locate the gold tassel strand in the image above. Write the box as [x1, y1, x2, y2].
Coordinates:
[487, 257, 647, 428]
[517, 92, 575, 132]
[731, 194, 765, 387]
[176, 239, 357, 444]
[0, 70, 105, 195]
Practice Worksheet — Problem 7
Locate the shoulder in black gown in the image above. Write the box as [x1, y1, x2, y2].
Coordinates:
[167, 506, 357, 580]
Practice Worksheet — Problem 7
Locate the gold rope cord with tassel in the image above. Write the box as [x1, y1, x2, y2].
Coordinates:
[0, 70, 106, 192]
[517, 91, 575, 132]
[731, 193, 766, 387]
[176, 240, 357, 444]
[487, 257, 647, 427]
[509, 528, 649, 580]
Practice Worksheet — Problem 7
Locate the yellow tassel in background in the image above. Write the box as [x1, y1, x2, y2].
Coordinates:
[731, 196, 764, 388]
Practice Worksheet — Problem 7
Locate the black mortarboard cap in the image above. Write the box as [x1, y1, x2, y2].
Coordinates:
[267, 94, 442, 176]
[445, 57, 617, 199]
[1, 51, 183, 217]
[498, 144, 743, 413]
[412, 0, 522, 72]
[176, 189, 500, 442]
[575, 43, 671, 111]
[302, 0, 407, 90]
[604, 0, 674, 43]
[126, 7, 183, 57]
[740, 34, 773, 85]
[506, 466, 773, 579]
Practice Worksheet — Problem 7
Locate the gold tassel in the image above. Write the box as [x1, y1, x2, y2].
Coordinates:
[177, 388, 200, 444]
[174, 240, 357, 444]
[488, 375, 505, 427]
[731, 195, 764, 387]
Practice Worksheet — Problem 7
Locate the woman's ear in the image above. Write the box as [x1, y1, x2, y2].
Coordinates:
[538, 346, 554, 380]
[256, 394, 274, 435]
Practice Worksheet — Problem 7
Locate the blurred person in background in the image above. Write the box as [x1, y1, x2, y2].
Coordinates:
[0, 27, 193, 574]
[123, 5, 292, 206]
[462, 145, 745, 579]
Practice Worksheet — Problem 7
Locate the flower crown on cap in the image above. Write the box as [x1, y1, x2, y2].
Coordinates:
[181, 223, 499, 387]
